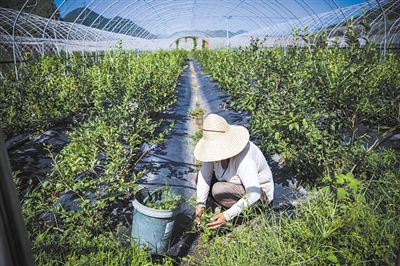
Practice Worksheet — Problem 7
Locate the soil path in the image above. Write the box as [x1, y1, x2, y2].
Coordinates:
[134, 59, 256, 211]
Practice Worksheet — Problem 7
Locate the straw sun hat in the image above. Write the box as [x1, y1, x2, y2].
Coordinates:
[194, 114, 249, 162]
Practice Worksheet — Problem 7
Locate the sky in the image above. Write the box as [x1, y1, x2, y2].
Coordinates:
[53, 0, 369, 18]
[52, 0, 374, 36]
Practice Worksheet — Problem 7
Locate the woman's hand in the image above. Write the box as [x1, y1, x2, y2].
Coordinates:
[194, 206, 205, 227]
[206, 212, 226, 230]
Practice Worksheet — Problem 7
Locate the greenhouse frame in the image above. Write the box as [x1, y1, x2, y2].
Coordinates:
[1, 0, 399, 60]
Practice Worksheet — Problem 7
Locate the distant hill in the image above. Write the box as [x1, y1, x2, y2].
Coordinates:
[63, 8, 246, 39]
[0, 0, 60, 19]
[63, 8, 156, 39]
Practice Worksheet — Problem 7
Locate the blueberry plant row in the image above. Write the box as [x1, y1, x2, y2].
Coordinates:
[1, 42, 189, 263]
[195, 29, 400, 185]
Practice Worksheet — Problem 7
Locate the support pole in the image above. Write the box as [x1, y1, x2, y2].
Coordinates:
[0, 129, 34, 266]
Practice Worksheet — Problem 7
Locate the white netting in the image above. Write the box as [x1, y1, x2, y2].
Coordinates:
[0, 0, 399, 61]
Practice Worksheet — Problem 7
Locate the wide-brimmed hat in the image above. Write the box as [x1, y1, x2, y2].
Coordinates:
[194, 114, 249, 162]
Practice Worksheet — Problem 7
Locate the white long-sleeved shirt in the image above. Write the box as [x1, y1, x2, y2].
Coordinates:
[196, 141, 274, 221]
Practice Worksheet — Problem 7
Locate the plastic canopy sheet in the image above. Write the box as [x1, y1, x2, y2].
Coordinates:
[0, 0, 399, 57]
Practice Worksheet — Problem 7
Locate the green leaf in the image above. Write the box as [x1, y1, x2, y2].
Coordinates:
[348, 178, 361, 190]
[302, 118, 308, 128]
[355, 194, 366, 203]
[335, 174, 346, 184]
[336, 187, 347, 200]
[344, 172, 354, 179]
[321, 186, 331, 192]
[289, 122, 299, 131]
[41, 180, 50, 189]
[327, 254, 338, 263]
[349, 63, 357, 73]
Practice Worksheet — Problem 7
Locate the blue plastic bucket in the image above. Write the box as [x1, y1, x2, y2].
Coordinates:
[131, 186, 181, 254]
